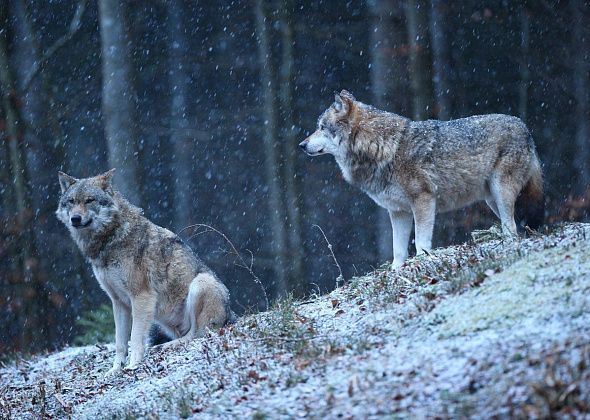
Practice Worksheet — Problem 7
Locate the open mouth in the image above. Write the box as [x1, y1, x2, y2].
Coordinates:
[305, 148, 324, 156]
[73, 219, 93, 229]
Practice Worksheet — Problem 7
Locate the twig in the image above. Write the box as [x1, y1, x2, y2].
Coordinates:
[294, 300, 316, 306]
[22, 0, 88, 92]
[53, 393, 71, 414]
[524, 225, 543, 237]
[243, 333, 328, 344]
[179, 223, 269, 311]
[313, 224, 345, 288]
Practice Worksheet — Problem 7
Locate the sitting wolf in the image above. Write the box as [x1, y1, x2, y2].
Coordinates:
[56, 169, 233, 375]
[300, 90, 543, 268]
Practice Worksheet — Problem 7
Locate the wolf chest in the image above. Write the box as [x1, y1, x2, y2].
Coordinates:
[92, 263, 133, 306]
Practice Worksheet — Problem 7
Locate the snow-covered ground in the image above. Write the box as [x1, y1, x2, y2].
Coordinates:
[1, 223, 589, 419]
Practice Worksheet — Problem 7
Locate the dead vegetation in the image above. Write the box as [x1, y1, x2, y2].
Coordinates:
[522, 344, 590, 418]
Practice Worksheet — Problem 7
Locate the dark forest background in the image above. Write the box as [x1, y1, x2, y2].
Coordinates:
[1, 0, 589, 356]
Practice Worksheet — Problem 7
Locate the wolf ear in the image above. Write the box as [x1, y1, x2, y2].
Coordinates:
[97, 168, 115, 194]
[58, 171, 77, 193]
[333, 90, 355, 115]
[339, 89, 355, 101]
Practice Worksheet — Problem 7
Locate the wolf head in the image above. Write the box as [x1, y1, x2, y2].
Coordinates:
[299, 89, 357, 158]
[56, 169, 119, 237]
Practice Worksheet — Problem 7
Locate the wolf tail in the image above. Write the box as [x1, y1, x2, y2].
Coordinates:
[516, 153, 544, 229]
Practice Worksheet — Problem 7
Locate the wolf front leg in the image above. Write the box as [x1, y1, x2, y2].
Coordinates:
[127, 292, 157, 370]
[105, 299, 131, 377]
[389, 210, 413, 269]
[412, 194, 436, 255]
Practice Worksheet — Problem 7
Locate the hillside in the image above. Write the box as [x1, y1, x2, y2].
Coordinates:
[1, 223, 589, 419]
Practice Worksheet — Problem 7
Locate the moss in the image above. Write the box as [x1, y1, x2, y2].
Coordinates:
[429, 241, 590, 338]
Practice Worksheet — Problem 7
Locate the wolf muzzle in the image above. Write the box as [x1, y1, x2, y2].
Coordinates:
[71, 214, 92, 228]
[299, 138, 324, 156]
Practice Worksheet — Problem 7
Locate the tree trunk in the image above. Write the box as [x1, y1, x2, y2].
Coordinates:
[406, 0, 432, 120]
[0, 6, 46, 351]
[518, 5, 530, 122]
[278, 1, 306, 296]
[572, 0, 589, 195]
[98, 0, 142, 205]
[369, 0, 408, 262]
[0, 109, 11, 211]
[9, 0, 69, 349]
[255, 0, 289, 298]
[167, 0, 194, 231]
[429, 0, 452, 120]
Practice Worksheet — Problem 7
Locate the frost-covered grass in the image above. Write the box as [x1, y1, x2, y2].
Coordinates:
[1, 223, 589, 418]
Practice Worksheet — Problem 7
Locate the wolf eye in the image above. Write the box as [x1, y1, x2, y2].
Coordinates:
[68, 198, 75, 204]
[85, 198, 95, 204]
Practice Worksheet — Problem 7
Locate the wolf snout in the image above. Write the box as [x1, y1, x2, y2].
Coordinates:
[299, 140, 308, 151]
[71, 214, 92, 228]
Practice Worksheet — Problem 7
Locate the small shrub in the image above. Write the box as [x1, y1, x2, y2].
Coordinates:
[254, 294, 322, 359]
[73, 304, 114, 346]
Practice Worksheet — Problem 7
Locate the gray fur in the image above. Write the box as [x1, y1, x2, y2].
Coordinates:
[56, 170, 233, 375]
[300, 90, 543, 268]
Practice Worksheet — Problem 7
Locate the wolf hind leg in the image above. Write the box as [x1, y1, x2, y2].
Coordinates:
[485, 197, 500, 218]
[389, 210, 413, 268]
[489, 175, 518, 236]
[159, 274, 229, 352]
[180, 273, 229, 342]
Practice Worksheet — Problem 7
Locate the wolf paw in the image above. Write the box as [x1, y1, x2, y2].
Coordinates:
[159, 337, 191, 352]
[124, 362, 140, 371]
[502, 231, 519, 241]
[391, 259, 405, 270]
[104, 365, 122, 378]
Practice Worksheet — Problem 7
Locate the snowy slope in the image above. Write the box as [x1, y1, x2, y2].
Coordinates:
[1, 223, 589, 419]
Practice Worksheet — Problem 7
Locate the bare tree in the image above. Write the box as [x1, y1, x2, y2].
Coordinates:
[9, 0, 73, 348]
[518, 5, 530, 122]
[429, 0, 451, 120]
[167, 0, 194, 231]
[0, 108, 10, 210]
[406, 0, 433, 120]
[255, 0, 289, 297]
[278, 1, 306, 295]
[98, 0, 142, 205]
[0, 4, 47, 350]
[368, 0, 408, 261]
[21, 0, 87, 92]
[572, 0, 590, 195]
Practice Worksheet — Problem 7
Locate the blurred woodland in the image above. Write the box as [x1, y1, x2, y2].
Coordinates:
[0, 0, 589, 355]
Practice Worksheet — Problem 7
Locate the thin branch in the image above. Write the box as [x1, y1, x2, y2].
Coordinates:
[179, 223, 269, 311]
[312, 224, 344, 288]
[242, 333, 328, 344]
[53, 393, 70, 414]
[22, 0, 88, 92]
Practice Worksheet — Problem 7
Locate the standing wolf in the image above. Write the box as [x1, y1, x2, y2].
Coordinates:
[300, 90, 543, 268]
[56, 170, 233, 375]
